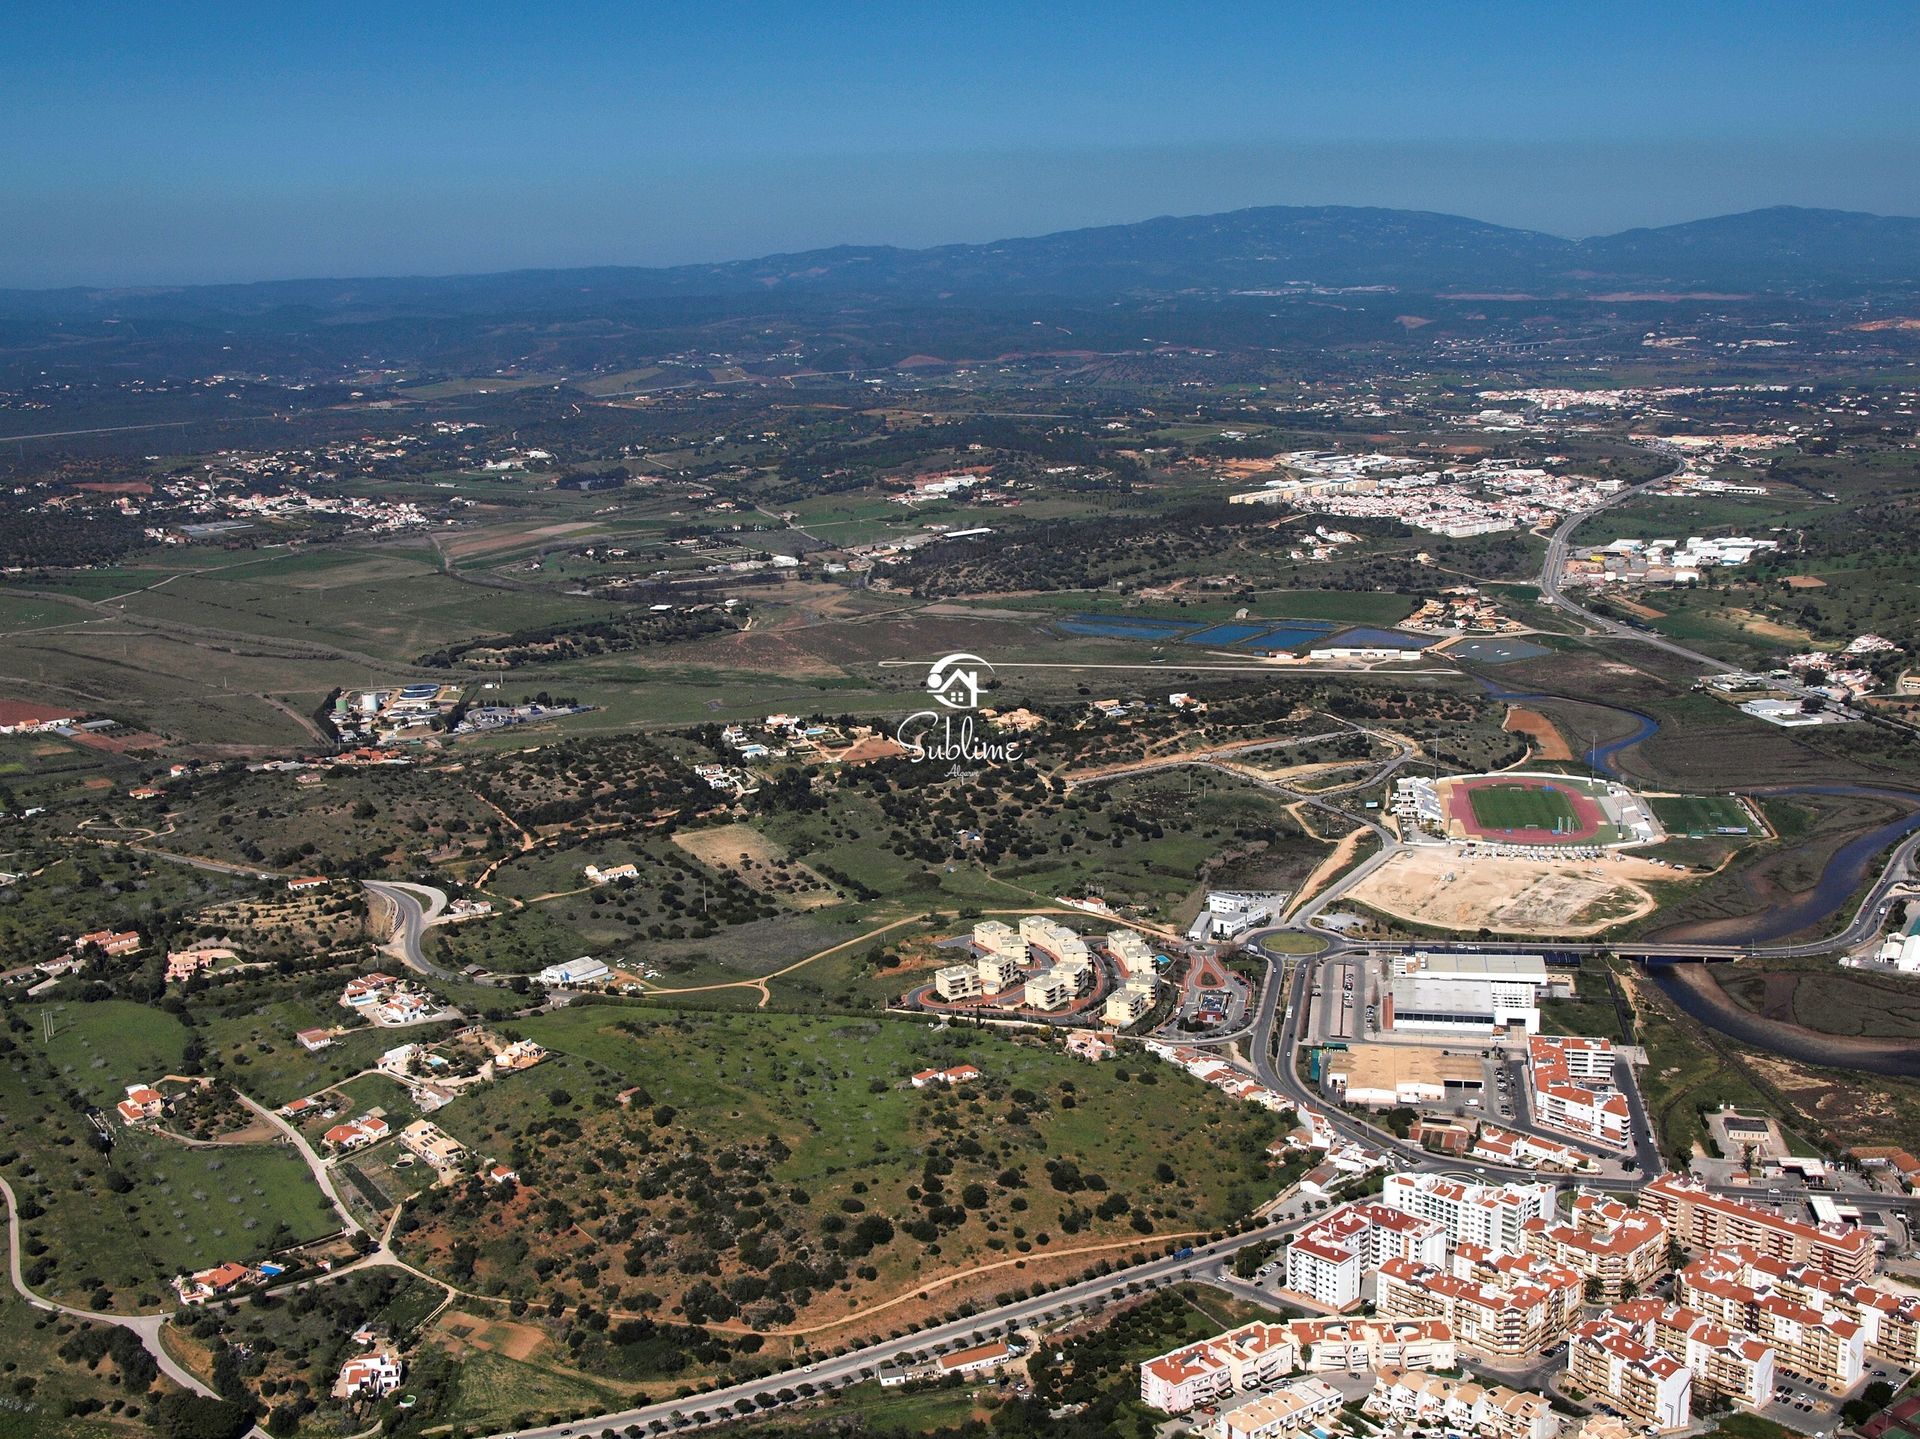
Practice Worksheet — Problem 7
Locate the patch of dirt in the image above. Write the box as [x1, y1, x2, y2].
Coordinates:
[1502, 706, 1574, 762]
[1782, 575, 1829, 589]
[671, 822, 838, 909]
[1351, 846, 1676, 936]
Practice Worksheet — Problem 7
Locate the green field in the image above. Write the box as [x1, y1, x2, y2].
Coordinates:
[2, 1013, 338, 1306]
[403, 1008, 1285, 1325]
[1650, 793, 1756, 837]
[1464, 781, 1585, 835]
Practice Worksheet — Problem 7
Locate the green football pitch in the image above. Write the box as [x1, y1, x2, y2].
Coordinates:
[1466, 783, 1584, 833]
[1649, 793, 1753, 836]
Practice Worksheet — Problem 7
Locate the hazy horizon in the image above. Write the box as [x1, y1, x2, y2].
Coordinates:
[5, 1, 1917, 289]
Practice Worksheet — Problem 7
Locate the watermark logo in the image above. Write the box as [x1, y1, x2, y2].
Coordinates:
[900, 652, 1021, 776]
[925, 652, 991, 710]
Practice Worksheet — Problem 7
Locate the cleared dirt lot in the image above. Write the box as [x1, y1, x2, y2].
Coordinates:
[1503, 705, 1574, 762]
[671, 820, 839, 908]
[1351, 845, 1679, 935]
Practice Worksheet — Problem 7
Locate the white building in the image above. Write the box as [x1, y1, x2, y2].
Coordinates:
[972, 919, 1027, 962]
[1106, 929, 1158, 977]
[1382, 1174, 1557, 1258]
[1384, 951, 1562, 1036]
[535, 956, 609, 987]
[1284, 1200, 1450, 1309]
[1104, 977, 1158, 1028]
[935, 964, 983, 1001]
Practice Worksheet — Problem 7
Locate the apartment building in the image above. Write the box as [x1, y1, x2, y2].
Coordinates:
[1641, 1175, 1876, 1282]
[1106, 928, 1158, 977]
[1217, 1377, 1344, 1439]
[1523, 1191, 1669, 1303]
[1103, 977, 1158, 1028]
[1375, 1252, 1581, 1361]
[1285, 1318, 1457, 1375]
[1527, 1036, 1630, 1149]
[1139, 1322, 1299, 1413]
[1382, 1173, 1557, 1257]
[1366, 1365, 1561, 1439]
[934, 964, 982, 1001]
[1567, 1317, 1693, 1433]
[1283, 1201, 1449, 1309]
[1023, 970, 1076, 1011]
[1677, 1248, 1869, 1392]
[1019, 915, 1089, 965]
[976, 954, 1025, 993]
[972, 919, 1027, 962]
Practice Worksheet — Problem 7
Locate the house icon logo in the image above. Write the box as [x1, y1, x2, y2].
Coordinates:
[925, 652, 991, 710]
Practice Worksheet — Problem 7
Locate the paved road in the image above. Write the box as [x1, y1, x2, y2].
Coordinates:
[0, 1174, 218, 1400]
[364, 879, 454, 979]
[489, 1215, 1319, 1439]
[1536, 454, 1722, 671]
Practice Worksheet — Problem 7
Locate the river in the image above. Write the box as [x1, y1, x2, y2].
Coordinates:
[1648, 961, 1920, 1077]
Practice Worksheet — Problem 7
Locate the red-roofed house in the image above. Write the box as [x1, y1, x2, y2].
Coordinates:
[911, 1063, 983, 1088]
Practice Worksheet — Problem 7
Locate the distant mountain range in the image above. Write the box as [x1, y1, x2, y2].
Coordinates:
[5, 204, 1918, 323]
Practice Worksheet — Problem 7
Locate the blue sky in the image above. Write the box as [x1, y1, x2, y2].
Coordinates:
[4, 1, 1917, 287]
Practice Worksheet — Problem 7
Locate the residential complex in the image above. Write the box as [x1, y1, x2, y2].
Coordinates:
[1282, 1200, 1449, 1308]
[1216, 1377, 1344, 1439]
[1381, 1174, 1557, 1257]
[1522, 1191, 1669, 1303]
[1640, 1175, 1877, 1281]
[1676, 1247, 1887, 1392]
[1526, 1036, 1630, 1149]
[1375, 1249, 1583, 1361]
[1366, 1365, 1560, 1439]
[1567, 1314, 1694, 1433]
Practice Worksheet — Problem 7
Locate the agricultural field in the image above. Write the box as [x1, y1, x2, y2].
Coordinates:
[395, 1009, 1284, 1337]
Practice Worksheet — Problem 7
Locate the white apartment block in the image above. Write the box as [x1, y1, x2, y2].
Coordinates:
[1140, 1322, 1299, 1413]
[972, 919, 1027, 962]
[1103, 977, 1158, 1028]
[934, 964, 982, 1001]
[1284, 1201, 1449, 1309]
[1376, 1250, 1582, 1361]
[976, 954, 1025, 993]
[1382, 1173, 1557, 1257]
[1106, 928, 1158, 977]
[1023, 970, 1076, 1011]
[1522, 1191, 1669, 1303]
[1677, 1248, 1871, 1392]
[1567, 1316, 1693, 1433]
[1285, 1318, 1457, 1375]
[1019, 915, 1089, 964]
[1366, 1365, 1561, 1439]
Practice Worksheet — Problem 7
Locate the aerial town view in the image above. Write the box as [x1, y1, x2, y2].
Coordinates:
[5, 8, 1920, 1439]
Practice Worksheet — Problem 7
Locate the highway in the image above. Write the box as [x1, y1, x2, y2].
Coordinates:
[1536, 452, 1728, 672]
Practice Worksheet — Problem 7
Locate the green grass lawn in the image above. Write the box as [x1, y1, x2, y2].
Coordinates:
[36, 1000, 190, 1105]
[1465, 781, 1583, 834]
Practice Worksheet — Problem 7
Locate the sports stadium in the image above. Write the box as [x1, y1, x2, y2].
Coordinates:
[1419, 772, 1661, 848]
